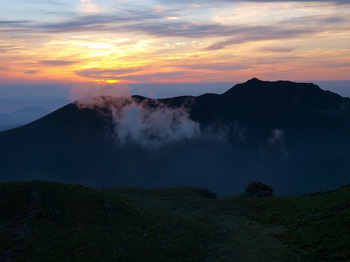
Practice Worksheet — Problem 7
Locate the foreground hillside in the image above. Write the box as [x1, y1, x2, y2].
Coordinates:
[1, 181, 350, 261]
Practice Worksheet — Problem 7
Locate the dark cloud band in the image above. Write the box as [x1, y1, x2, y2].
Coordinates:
[39, 60, 77, 66]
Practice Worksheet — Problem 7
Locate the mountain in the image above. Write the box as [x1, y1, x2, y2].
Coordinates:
[0, 124, 21, 132]
[0, 106, 49, 130]
[1, 78, 350, 196]
[1, 180, 350, 261]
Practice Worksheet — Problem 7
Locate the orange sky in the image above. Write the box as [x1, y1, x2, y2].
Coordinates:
[1, 0, 350, 85]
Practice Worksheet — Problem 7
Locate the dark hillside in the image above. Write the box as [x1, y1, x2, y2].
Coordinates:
[1, 181, 350, 261]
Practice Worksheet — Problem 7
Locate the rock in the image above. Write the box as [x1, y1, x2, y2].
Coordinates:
[246, 181, 273, 197]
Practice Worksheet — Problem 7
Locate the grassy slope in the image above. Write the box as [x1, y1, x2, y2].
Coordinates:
[1, 181, 349, 261]
[223, 187, 350, 261]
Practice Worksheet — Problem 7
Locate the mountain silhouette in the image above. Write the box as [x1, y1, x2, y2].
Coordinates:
[0, 106, 48, 130]
[1, 78, 350, 196]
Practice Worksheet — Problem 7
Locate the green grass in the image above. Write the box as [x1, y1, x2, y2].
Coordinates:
[1, 181, 350, 261]
[222, 187, 350, 261]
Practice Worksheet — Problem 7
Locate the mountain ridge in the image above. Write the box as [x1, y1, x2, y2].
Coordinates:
[0, 106, 49, 130]
[1, 78, 350, 196]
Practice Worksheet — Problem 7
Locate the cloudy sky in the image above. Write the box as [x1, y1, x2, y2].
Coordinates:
[1, 0, 349, 84]
[0, 0, 350, 113]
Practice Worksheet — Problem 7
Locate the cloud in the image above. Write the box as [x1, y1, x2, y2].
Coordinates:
[155, 0, 349, 5]
[27, 11, 348, 54]
[0, 41, 25, 53]
[66, 80, 204, 149]
[75, 68, 198, 82]
[240, 0, 348, 3]
[317, 62, 350, 69]
[39, 60, 77, 66]
[26, 4, 348, 38]
[75, 68, 143, 80]
[70, 85, 201, 148]
[259, 47, 296, 53]
[79, 0, 100, 14]
[0, 20, 29, 25]
[67, 81, 232, 149]
[118, 71, 199, 82]
[259, 128, 289, 156]
[111, 100, 201, 148]
[67, 82, 131, 103]
[24, 70, 40, 75]
[125, 22, 238, 38]
[34, 12, 164, 33]
[171, 0, 350, 4]
[206, 27, 310, 50]
[0, 47, 19, 53]
[180, 63, 250, 71]
[1, 0, 349, 83]
[268, 129, 285, 145]
[5, 3, 348, 50]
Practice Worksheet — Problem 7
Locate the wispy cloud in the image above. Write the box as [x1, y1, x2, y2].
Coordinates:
[0, 19, 30, 25]
[240, 0, 348, 3]
[0, 46, 21, 53]
[39, 60, 78, 66]
[24, 70, 40, 75]
[25, 12, 349, 47]
[34, 11, 165, 33]
[75, 69, 199, 82]
[259, 47, 296, 53]
[206, 28, 309, 50]
[120, 71, 200, 82]
[180, 63, 250, 71]
[75, 68, 143, 79]
[172, 0, 350, 4]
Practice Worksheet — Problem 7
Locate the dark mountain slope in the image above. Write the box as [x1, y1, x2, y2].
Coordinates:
[160, 78, 350, 148]
[0, 103, 115, 184]
[190, 78, 350, 140]
[1, 79, 350, 196]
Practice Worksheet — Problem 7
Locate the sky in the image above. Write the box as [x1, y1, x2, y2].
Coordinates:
[0, 0, 350, 112]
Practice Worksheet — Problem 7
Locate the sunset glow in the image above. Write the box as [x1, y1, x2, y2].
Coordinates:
[0, 0, 350, 85]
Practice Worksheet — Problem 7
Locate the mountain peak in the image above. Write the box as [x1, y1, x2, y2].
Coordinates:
[246, 77, 262, 83]
[219, 78, 347, 118]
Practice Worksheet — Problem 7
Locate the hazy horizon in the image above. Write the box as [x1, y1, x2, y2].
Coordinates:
[0, 80, 349, 114]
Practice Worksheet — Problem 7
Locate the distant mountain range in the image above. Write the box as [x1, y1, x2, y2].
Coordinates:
[1, 78, 350, 196]
[0, 106, 48, 131]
